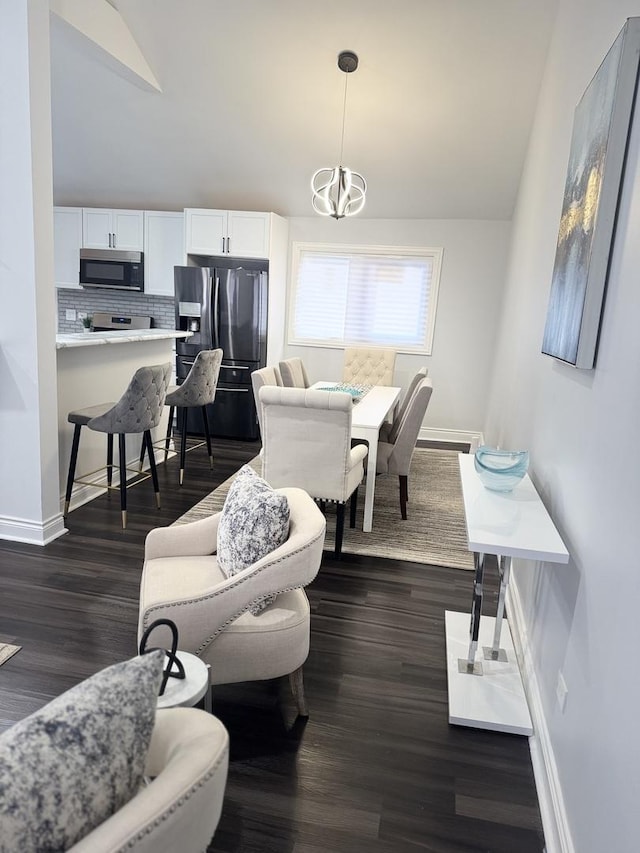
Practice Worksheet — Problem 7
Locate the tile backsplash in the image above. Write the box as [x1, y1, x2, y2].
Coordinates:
[57, 289, 175, 333]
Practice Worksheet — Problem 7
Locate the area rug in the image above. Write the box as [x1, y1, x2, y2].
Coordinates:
[179, 449, 474, 570]
[0, 644, 21, 667]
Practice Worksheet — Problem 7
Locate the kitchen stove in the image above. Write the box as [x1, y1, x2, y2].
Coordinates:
[91, 312, 153, 332]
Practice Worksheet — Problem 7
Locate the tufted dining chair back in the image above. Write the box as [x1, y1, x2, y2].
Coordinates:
[342, 347, 396, 386]
[259, 386, 368, 556]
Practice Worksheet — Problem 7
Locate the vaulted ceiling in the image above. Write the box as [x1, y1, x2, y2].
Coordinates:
[50, 0, 558, 220]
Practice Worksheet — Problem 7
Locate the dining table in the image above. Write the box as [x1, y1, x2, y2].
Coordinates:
[311, 382, 401, 532]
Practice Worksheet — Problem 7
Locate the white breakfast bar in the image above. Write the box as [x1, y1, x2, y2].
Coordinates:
[445, 453, 569, 735]
[56, 329, 191, 512]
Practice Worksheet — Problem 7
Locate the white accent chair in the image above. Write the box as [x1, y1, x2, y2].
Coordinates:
[138, 487, 326, 717]
[342, 346, 396, 386]
[278, 357, 311, 388]
[70, 708, 229, 852]
[380, 366, 428, 442]
[259, 386, 368, 556]
[375, 378, 434, 519]
[251, 365, 283, 439]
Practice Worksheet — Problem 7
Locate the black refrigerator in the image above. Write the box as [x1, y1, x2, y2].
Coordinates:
[174, 262, 268, 440]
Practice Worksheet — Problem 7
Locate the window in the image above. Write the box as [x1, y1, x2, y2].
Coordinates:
[288, 242, 443, 353]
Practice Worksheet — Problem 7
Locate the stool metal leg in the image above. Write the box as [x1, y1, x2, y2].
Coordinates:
[144, 430, 161, 509]
[164, 405, 175, 462]
[118, 433, 127, 529]
[107, 434, 114, 488]
[179, 408, 188, 486]
[201, 405, 213, 469]
[64, 424, 82, 515]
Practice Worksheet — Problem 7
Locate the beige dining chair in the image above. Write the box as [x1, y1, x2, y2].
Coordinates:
[251, 365, 283, 438]
[342, 347, 396, 386]
[278, 357, 311, 388]
[259, 386, 368, 556]
[380, 366, 428, 442]
[376, 377, 433, 519]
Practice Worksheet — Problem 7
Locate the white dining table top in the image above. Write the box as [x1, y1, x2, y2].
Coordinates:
[311, 382, 401, 430]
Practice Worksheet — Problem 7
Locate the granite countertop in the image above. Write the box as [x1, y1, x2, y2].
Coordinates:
[56, 329, 193, 350]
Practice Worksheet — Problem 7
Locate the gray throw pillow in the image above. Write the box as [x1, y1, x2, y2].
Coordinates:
[0, 650, 164, 853]
[217, 465, 290, 614]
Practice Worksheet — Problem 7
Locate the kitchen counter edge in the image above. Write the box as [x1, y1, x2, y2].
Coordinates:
[56, 329, 193, 350]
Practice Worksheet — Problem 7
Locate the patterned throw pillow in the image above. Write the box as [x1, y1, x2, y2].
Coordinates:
[217, 465, 290, 614]
[0, 651, 164, 853]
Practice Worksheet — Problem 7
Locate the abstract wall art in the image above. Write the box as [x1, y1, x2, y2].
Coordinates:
[542, 17, 640, 369]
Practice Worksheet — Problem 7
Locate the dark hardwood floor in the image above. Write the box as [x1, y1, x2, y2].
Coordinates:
[0, 439, 544, 852]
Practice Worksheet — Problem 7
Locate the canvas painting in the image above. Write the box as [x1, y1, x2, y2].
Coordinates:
[542, 18, 640, 369]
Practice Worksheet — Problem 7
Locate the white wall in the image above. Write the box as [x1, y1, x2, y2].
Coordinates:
[285, 217, 511, 440]
[0, 0, 65, 544]
[485, 2, 640, 851]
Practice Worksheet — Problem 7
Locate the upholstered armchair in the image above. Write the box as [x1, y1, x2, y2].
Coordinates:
[259, 386, 368, 556]
[278, 357, 311, 388]
[342, 346, 396, 386]
[251, 364, 283, 438]
[138, 487, 326, 716]
[376, 378, 433, 519]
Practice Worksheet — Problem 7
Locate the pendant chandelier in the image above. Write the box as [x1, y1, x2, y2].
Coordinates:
[311, 51, 367, 219]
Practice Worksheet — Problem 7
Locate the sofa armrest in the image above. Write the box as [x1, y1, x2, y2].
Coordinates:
[145, 513, 221, 561]
[68, 708, 229, 853]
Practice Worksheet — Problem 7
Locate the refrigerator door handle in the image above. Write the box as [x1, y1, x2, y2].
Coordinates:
[212, 275, 220, 348]
[217, 387, 250, 393]
[221, 363, 249, 370]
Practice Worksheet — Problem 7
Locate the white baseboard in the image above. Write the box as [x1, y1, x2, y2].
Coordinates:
[419, 427, 484, 450]
[0, 512, 67, 545]
[506, 577, 575, 853]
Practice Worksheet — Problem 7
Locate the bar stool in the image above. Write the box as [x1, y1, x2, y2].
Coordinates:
[64, 363, 172, 528]
[152, 349, 223, 486]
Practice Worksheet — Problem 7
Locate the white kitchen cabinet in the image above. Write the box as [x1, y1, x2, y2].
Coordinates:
[143, 211, 185, 296]
[82, 208, 144, 251]
[53, 207, 83, 289]
[184, 208, 270, 258]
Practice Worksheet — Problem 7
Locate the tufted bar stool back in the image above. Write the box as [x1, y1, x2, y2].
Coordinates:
[64, 362, 172, 528]
[342, 346, 396, 386]
[159, 349, 223, 486]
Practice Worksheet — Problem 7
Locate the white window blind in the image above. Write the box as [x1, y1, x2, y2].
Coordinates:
[288, 243, 443, 353]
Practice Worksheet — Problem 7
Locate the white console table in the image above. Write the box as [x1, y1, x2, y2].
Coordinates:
[445, 453, 569, 735]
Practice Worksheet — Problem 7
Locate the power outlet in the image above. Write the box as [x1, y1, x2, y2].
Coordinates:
[556, 671, 568, 713]
[65, 309, 77, 321]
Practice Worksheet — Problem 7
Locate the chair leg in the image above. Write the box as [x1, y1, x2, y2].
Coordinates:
[288, 666, 309, 717]
[144, 430, 161, 509]
[107, 434, 114, 488]
[335, 503, 345, 558]
[138, 432, 146, 472]
[179, 408, 188, 486]
[164, 405, 174, 462]
[118, 433, 127, 529]
[350, 487, 358, 528]
[201, 406, 213, 469]
[399, 475, 408, 520]
[64, 424, 82, 515]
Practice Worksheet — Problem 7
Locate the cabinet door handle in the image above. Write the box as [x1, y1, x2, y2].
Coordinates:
[226, 236, 230, 254]
[108, 233, 112, 248]
[112, 232, 116, 248]
[222, 236, 225, 253]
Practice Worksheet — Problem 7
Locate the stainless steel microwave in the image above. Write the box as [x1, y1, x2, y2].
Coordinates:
[79, 249, 144, 291]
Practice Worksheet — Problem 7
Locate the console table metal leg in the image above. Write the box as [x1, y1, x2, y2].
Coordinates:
[483, 555, 511, 662]
[458, 550, 485, 675]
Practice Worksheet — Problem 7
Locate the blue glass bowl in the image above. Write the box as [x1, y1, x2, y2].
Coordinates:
[473, 446, 529, 492]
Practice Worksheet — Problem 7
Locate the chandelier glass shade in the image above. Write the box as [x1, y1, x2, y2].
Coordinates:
[311, 51, 366, 219]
